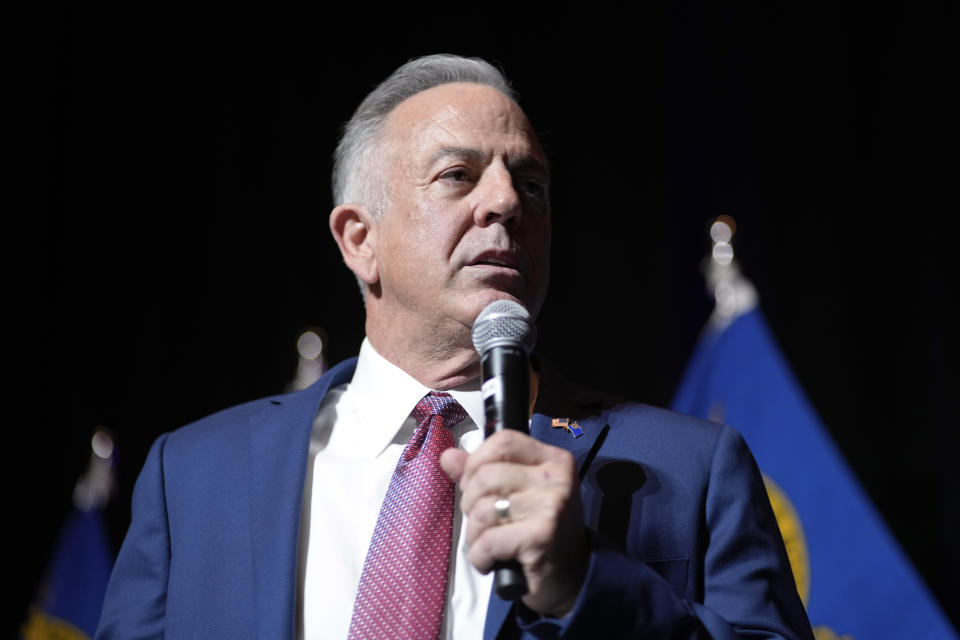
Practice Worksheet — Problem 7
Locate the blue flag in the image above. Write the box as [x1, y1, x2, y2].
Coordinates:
[22, 507, 114, 640]
[672, 308, 957, 640]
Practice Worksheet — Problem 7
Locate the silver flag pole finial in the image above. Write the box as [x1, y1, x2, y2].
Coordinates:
[704, 215, 757, 332]
[73, 427, 115, 511]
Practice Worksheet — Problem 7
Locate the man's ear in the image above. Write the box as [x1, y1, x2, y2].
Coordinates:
[329, 203, 379, 285]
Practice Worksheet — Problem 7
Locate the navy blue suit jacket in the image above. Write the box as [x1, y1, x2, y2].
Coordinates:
[97, 357, 813, 639]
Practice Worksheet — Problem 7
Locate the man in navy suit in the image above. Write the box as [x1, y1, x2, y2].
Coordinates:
[97, 55, 813, 639]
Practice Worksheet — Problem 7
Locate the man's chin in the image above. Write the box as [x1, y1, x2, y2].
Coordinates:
[458, 266, 546, 317]
[465, 290, 540, 324]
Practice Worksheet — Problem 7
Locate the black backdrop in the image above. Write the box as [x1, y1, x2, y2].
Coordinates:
[22, 0, 957, 633]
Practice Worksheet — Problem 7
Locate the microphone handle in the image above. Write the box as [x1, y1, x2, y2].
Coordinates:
[480, 346, 530, 600]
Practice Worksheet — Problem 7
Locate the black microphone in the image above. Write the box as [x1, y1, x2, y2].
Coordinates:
[471, 299, 537, 600]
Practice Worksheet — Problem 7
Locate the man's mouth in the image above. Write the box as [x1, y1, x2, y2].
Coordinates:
[472, 251, 521, 271]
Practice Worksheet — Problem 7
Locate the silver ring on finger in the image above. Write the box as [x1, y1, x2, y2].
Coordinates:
[494, 497, 511, 524]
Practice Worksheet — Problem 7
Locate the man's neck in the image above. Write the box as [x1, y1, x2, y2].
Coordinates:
[365, 316, 481, 391]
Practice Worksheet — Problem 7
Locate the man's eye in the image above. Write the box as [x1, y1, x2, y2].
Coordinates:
[518, 179, 547, 200]
[440, 169, 471, 182]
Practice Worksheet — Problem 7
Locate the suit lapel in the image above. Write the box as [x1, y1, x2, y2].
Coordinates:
[530, 412, 608, 478]
[247, 358, 357, 638]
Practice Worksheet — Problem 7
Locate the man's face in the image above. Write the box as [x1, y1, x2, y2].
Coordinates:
[371, 82, 551, 334]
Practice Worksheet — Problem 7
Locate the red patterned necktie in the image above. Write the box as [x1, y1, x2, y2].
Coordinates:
[348, 392, 467, 640]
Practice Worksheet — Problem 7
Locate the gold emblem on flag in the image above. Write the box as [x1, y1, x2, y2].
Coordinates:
[21, 608, 90, 640]
[763, 474, 811, 605]
[763, 474, 854, 640]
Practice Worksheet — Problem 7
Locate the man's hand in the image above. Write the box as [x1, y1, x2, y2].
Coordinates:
[439, 430, 589, 618]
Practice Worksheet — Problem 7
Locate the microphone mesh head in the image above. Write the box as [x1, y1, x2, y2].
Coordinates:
[471, 299, 537, 355]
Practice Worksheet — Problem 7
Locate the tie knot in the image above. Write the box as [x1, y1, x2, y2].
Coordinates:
[412, 392, 467, 427]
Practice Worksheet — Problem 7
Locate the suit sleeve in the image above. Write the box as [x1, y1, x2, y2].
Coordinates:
[95, 434, 171, 639]
[515, 425, 814, 639]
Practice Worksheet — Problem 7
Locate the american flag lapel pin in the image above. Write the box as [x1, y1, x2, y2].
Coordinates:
[551, 417, 584, 438]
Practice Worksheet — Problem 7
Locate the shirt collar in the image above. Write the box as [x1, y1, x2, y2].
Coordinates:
[328, 338, 485, 458]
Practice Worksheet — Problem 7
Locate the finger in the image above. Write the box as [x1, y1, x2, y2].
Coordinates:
[461, 430, 572, 485]
[465, 483, 572, 545]
[467, 517, 553, 575]
[459, 461, 537, 514]
[463, 491, 531, 546]
[439, 447, 467, 483]
[461, 452, 578, 517]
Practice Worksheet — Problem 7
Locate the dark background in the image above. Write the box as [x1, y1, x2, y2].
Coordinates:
[21, 0, 957, 633]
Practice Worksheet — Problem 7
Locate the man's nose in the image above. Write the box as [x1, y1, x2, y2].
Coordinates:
[473, 166, 522, 230]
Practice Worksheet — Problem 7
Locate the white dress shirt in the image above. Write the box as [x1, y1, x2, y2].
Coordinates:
[297, 339, 493, 639]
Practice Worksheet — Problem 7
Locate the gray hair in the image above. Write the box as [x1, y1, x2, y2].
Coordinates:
[332, 54, 517, 213]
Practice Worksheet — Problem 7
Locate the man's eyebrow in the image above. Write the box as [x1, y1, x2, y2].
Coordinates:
[507, 154, 550, 176]
[427, 146, 486, 166]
